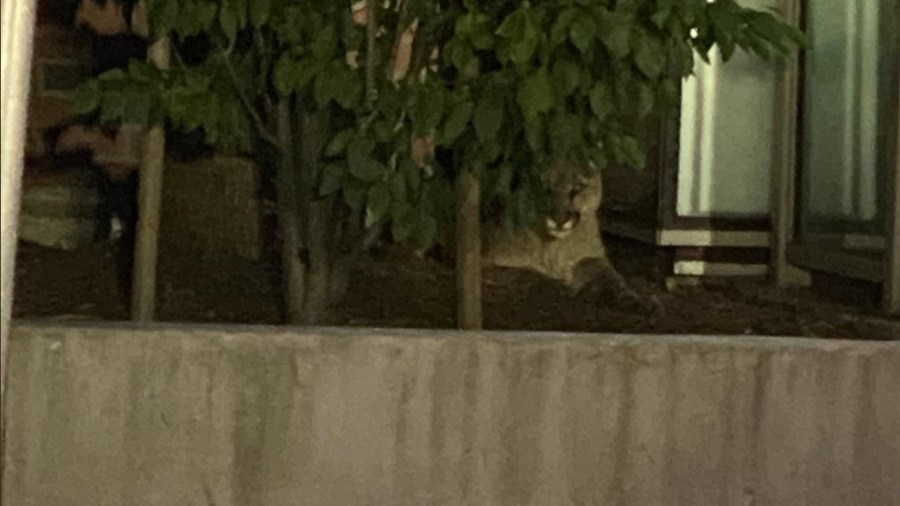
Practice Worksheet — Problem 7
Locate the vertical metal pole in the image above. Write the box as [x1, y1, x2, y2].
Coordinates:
[885, 81, 900, 315]
[130, 37, 170, 321]
[1, 0, 38, 484]
[770, 0, 810, 287]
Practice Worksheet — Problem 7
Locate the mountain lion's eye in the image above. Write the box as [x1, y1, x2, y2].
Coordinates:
[570, 184, 585, 196]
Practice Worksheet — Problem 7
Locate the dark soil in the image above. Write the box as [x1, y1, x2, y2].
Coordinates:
[12, 235, 900, 340]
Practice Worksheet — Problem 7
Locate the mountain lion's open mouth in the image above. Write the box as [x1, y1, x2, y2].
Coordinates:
[545, 216, 579, 239]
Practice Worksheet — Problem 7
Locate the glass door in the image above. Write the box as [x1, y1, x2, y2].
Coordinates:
[790, 0, 899, 287]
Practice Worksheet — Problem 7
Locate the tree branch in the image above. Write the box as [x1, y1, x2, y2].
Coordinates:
[252, 28, 277, 114]
[219, 49, 281, 149]
[365, 0, 378, 110]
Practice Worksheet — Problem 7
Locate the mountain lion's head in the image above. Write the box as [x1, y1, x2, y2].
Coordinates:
[542, 164, 602, 239]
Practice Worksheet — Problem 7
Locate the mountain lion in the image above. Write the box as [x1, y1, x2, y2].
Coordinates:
[483, 163, 638, 300]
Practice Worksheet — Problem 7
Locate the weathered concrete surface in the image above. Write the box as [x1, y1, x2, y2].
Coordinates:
[4, 323, 899, 505]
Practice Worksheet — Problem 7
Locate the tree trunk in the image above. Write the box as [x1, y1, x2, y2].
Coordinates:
[275, 100, 306, 323]
[456, 170, 482, 329]
[130, 37, 169, 322]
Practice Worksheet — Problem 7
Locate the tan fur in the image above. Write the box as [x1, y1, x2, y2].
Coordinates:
[75, 0, 129, 35]
[55, 124, 142, 180]
[483, 163, 609, 291]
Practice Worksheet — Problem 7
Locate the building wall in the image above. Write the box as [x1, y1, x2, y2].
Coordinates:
[27, 6, 91, 160]
[4, 323, 899, 505]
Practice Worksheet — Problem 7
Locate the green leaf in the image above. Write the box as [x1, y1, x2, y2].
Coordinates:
[343, 182, 367, 211]
[325, 129, 355, 157]
[441, 100, 473, 144]
[588, 145, 609, 170]
[634, 34, 665, 78]
[720, 35, 737, 62]
[510, 25, 539, 64]
[550, 7, 579, 45]
[589, 82, 613, 120]
[609, 134, 645, 169]
[366, 182, 391, 227]
[509, 31, 538, 64]
[372, 118, 394, 143]
[498, 8, 539, 65]
[517, 69, 554, 122]
[319, 164, 345, 196]
[551, 59, 580, 96]
[525, 120, 544, 152]
[347, 137, 376, 177]
[391, 206, 414, 242]
[250, 0, 271, 28]
[599, 11, 631, 60]
[456, 12, 494, 50]
[672, 42, 696, 77]
[659, 78, 679, 108]
[401, 160, 422, 197]
[331, 66, 362, 109]
[311, 25, 338, 61]
[550, 113, 583, 154]
[72, 80, 100, 115]
[651, 7, 671, 29]
[493, 163, 513, 197]
[219, 0, 238, 44]
[636, 81, 654, 118]
[473, 98, 503, 143]
[99, 89, 126, 123]
[98, 68, 127, 81]
[197, 2, 218, 34]
[412, 84, 445, 135]
[313, 72, 334, 107]
[569, 16, 596, 54]
[273, 56, 297, 95]
[389, 171, 407, 203]
[456, 12, 481, 37]
[149, 0, 179, 37]
[747, 12, 794, 56]
[312, 61, 361, 109]
[415, 212, 438, 248]
[449, 41, 476, 72]
[234, 0, 248, 29]
[496, 8, 523, 38]
[124, 88, 153, 123]
[127, 60, 160, 82]
[513, 188, 537, 229]
[351, 160, 385, 183]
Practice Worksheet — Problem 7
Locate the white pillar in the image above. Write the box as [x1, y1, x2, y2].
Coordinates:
[1, 0, 38, 410]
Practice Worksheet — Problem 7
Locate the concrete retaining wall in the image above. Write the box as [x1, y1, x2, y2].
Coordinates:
[3, 323, 899, 505]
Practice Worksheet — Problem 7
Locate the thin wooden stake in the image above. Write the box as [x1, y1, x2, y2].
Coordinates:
[130, 37, 170, 321]
[276, 100, 306, 323]
[456, 170, 482, 330]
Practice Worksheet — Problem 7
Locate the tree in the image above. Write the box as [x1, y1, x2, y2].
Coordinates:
[76, 1, 389, 323]
[322, 0, 806, 327]
[75, 0, 805, 326]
